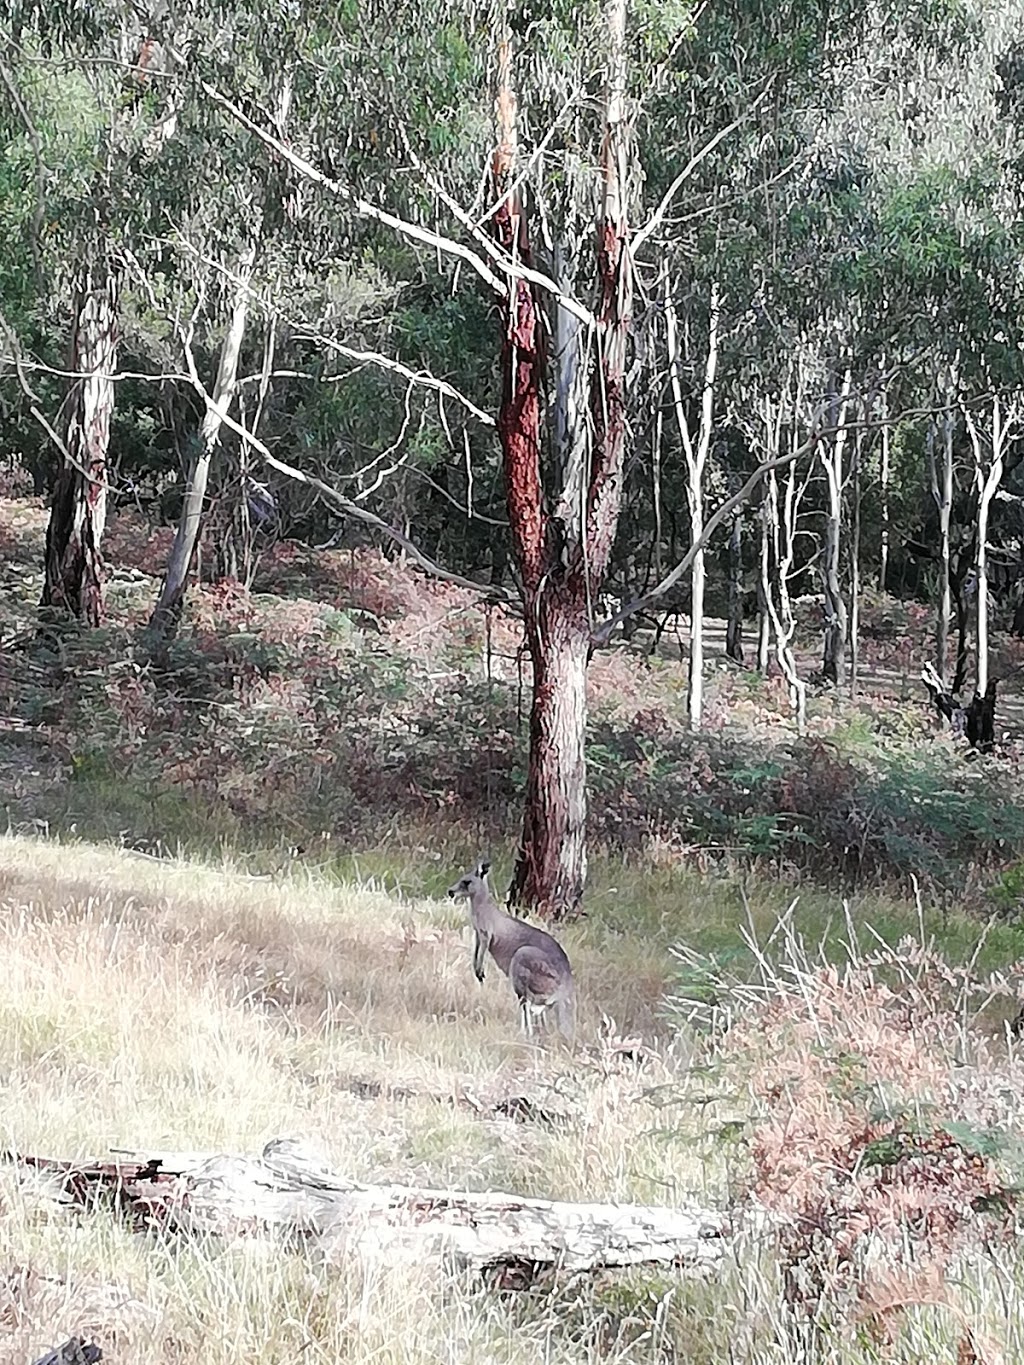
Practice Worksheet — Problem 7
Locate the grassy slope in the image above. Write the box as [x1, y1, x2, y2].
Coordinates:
[0, 835, 724, 1364]
[4, 497, 1024, 1359]
[2, 835, 1024, 1363]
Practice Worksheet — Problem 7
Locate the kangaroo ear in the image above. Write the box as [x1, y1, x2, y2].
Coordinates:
[477, 859, 492, 877]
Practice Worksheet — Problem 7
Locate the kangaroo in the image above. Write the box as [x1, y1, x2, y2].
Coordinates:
[447, 861, 576, 1040]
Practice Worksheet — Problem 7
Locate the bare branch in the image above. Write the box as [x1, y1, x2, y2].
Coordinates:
[295, 334, 496, 427]
[176, 330, 517, 607]
[0, 311, 105, 489]
[594, 389, 960, 649]
[171, 235, 497, 426]
[632, 82, 774, 256]
[196, 81, 509, 298]
[199, 80, 599, 329]
[592, 418, 827, 647]
[402, 133, 597, 329]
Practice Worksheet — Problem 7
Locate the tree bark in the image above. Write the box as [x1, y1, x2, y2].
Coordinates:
[929, 405, 954, 682]
[147, 242, 258, 647]
[820, 368, 852, 687]
[966, 395, 1013, 746]
[767, 459, 807, 735]
[516, 600, 591, 917]
[667, 281, 720, 731]
[492, 8, 633, 918]
[39, 264, 118, 629]
[487, 39, 575, 917]
[849, 426, 862, 698]
[878, 382, 890, 593]
[726, 507, 744, 663]
[760, 384, 807, 734]
[756, 486, 771, 671]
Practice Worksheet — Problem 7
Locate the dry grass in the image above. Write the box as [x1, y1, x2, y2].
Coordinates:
[0, 834, 718, 1364]
[3, 839, 1024, 1362]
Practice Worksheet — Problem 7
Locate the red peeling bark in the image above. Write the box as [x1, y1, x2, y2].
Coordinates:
[490, 15, 632, 920]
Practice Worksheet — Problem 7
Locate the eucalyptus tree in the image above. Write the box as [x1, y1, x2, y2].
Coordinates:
[180, 0, 683, 916]
[164, 0, 945, 913]
[1, 3, 183, 628]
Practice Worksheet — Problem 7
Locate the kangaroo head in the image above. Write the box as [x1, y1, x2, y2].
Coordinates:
[447, 859, 491, 899]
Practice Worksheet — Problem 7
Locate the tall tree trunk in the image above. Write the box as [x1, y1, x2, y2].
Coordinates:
[929, 402, 954, 681]
[726, 508, 744, 664]
[494, 4, 632, 918]
[224, 318, 278, 588]
[765, 450, 807, 736]
[952, 580, 971, 696]
[667, 281, 720, 732]
[651, 402, 664, 584]
[820, 367, 852, 686]
[516, 594, 591, 916]
[488, 41, 560, 912]
[40, 264, 118, 629]
[756, 485, 771, 671]
[966, 396, 1012, 720]
[849, 426, 862, 698]
[878, 383, 890, 594]
[148, 242, 258, 647]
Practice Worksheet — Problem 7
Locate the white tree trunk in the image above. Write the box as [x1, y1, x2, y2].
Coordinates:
[929, 401, 954, 683]
[966, 396, 1013, 702]
[756, 487, 771, 671]
[879, 387, 890, 593]
[754, 380, 809, 734]
[849, 425, 862, 698]
[148, 238, 259, 642]
[767, 459, 808, 735]
[667, 281, 720, 733]
[820, 367, 853, 687]
[40, 264, 118, 627]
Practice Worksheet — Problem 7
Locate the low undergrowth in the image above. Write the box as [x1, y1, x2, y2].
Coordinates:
[668, 913, 1024, 1361]
[4, 501, 1024, 910]
[6, 610, 1024, 913]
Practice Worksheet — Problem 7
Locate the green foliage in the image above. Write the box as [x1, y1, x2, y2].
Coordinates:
[989, 860, 1024, 915]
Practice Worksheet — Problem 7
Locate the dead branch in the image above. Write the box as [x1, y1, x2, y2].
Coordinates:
[195, 79, 597, 328]
[169, 236, 497, 427]
[6, 1139, 730, 1283]
[591, 424, 827, 647]
[174, 328, 520, 608]
[30, 1339, 102, 1365]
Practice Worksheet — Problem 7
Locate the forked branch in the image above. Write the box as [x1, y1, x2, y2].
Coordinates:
[178, 331, 517, 606]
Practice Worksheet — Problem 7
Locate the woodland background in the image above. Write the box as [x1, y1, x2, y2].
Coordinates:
[5, 3, 1024, 1362]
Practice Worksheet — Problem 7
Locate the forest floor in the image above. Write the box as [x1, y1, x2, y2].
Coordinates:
[5, 495, 1024, 1360]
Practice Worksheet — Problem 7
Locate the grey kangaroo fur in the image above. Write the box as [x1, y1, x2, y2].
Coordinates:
[447, 860, 576, 1040]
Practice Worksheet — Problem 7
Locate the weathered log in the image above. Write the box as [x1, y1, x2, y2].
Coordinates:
[6, 1138, 729, 1283]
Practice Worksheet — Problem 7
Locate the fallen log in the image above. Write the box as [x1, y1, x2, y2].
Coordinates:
[5, 1138, 730, 1284]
